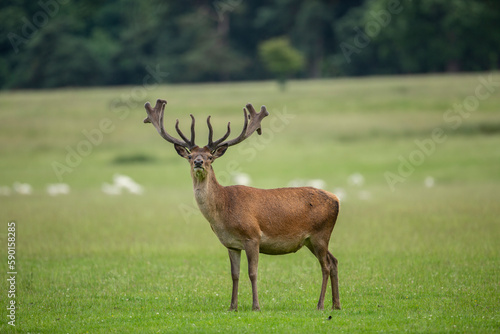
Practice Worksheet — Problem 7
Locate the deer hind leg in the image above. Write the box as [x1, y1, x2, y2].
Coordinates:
[306, 240, 330, 311]
[244, 240, 261, 311]
[228, 249, 241, 311]
[327, 251, 341, 310]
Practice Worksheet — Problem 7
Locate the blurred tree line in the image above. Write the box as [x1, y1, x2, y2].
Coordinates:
[0, 0, 499, 89]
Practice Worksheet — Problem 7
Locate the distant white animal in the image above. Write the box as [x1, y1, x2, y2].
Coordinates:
[288, 179, 327, 189]
[102, 174, 144, 195]
[46, 183, 70, 196]
[424, 176, 435, 188]
[306, 179, 327, 189]
[113, 174, 144, 194]
[347, 173, 364, 187]
[287, 179, 305, 187]
[13, 182, 32, 195]
[332, 187, 346, 201]
[231, 172, 252, 186]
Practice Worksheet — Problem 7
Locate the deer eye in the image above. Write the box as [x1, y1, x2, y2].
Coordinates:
[188, 155, 192, 159]
[208, 156, 213, 160]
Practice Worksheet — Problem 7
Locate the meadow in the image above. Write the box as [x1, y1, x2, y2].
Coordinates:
[0, 73, 499, 333]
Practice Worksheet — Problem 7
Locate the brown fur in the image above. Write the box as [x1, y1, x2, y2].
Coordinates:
[178, 146, 341, 311]
[144, 99, 341, 311]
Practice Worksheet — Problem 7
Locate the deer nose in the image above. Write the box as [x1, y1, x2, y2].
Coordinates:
[194, 159, 203, 167]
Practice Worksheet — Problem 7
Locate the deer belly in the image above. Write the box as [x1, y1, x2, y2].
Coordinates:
[259, 233, 306, 255]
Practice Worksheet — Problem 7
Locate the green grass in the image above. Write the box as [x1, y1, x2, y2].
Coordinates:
[0, 73, 499, 333]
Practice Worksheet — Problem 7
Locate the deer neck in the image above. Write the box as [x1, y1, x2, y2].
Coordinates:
[191, 166, 225, 220]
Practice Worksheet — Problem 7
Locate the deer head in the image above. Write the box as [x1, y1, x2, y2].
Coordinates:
[144, 99, 269, 180]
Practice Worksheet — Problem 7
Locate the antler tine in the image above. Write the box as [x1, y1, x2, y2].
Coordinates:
[212, 103, 268, 149]
[207, 116, 231, 150]
[219, 108, 249, 148]
[207, 116, 214, 146]
[245, 104, 269, 136]
[190, 114, 195, 145]
[175, 114, 196, 148]
[143, 99, 197, 149]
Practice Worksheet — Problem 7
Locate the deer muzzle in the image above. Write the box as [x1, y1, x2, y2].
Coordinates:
[193, 159, 204, 171]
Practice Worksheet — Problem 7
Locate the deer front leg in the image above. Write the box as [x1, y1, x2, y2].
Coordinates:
[228, 248, 241, 311]
[244, 240, 261, 311]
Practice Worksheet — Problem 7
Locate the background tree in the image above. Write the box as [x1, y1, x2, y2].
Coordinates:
[335, 0, 500, 76]
[258, 37, 305, 90]
[0, 0, 498, 89]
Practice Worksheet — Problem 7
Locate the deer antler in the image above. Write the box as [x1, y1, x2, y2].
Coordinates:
[144, 99, 197, 149]
[207, 116, 231, 149]
[205, 103, 269, 151]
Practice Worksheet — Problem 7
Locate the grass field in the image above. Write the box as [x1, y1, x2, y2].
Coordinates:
[0, 73, 499, 333]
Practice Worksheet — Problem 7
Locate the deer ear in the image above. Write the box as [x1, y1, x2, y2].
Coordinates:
[174, 144, 190, 158]
[212, 144, 228, 159]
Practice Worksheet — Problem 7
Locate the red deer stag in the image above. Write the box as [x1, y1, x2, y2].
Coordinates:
[143, 99, 341, 311]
